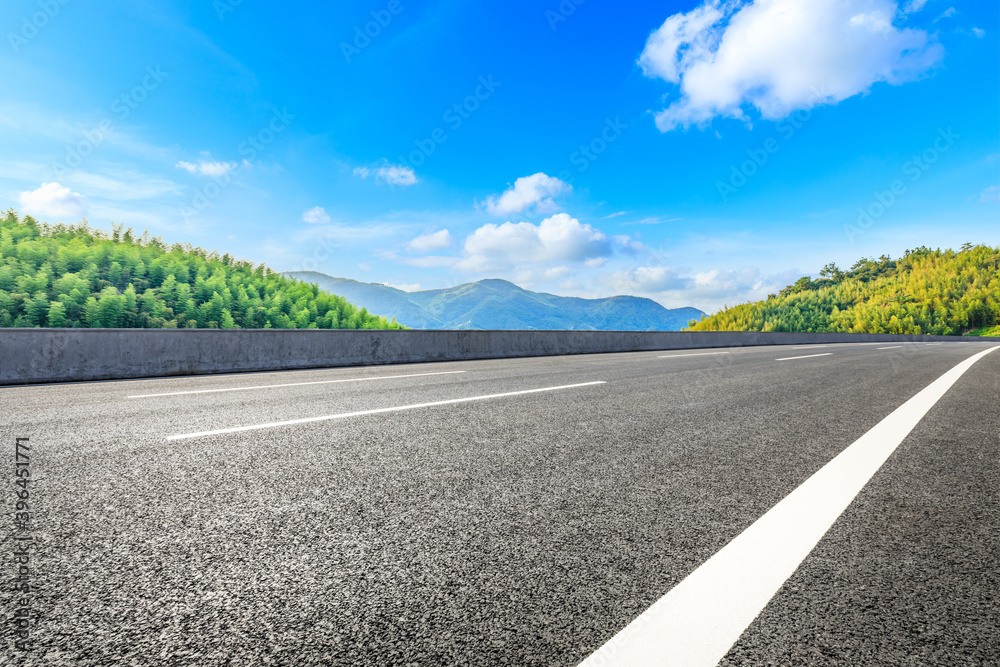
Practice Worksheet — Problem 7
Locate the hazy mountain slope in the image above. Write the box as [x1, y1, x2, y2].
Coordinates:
[283, 272, 704, 330]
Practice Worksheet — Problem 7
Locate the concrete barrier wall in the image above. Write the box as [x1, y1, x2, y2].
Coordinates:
[0, 328, 996, 385]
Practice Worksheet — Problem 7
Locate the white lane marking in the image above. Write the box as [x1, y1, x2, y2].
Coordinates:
[167, 381, 607, 440]
[579, 345, 999, 667]
[658, 352, 730, 358]
[784, 345, 829, 349]
[129, 371, 467, 399]
[877, 346, 902, 350]
[774, 353, 833, 361]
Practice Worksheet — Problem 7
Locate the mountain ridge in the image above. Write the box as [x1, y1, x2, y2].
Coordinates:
[282, 272, 705, 331]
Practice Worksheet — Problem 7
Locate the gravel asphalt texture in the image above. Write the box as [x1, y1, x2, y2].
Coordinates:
[1, 341, 997, 665]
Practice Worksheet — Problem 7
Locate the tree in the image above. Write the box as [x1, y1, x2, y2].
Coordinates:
[47, 301, 68, 327]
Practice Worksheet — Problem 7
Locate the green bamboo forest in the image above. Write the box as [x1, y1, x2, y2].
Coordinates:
[686, 244, 1000, 336]
[0, 210, 402, 330]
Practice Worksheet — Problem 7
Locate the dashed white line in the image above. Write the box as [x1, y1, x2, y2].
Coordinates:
[578, 345, 999, 667]
[877, 346, 902, 350]
[166, 381, 607, 440]
[129, 371, 467, 398]
[658, 352, 730, 359]
[774, 353, 833, 361]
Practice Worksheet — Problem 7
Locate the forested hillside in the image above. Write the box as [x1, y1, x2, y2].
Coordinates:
[686, 244, 999, 335]
[0, 211, 401, 329]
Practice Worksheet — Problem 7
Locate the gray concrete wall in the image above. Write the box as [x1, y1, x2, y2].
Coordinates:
[0, 328, 996, 385]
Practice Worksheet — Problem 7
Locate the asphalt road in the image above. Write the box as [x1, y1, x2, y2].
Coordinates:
[2, 341, 998, 666]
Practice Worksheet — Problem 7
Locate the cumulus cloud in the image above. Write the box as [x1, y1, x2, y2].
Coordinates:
[485, 173, 571, 216]
[354, 163, 418, 187]
[302, 206, 331, 225]
[176, 159, 237, 176]
[407, 229, 454, 252]
[597, 264, 805, 312]
[459, 212, 610, 272]
[377, 164, 417, 186]
[19, 182, 88, 220]
[639, 0, 944, 131]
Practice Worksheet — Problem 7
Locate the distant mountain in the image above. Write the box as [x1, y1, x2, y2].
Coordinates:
[282, 272, 705, 331]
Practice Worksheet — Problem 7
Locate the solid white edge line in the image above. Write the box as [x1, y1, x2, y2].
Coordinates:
[774, 353, 834, 361]
[877, 346, 903, 350]
[129, 371, 467, 398]
[579, 345, 999, 667]
[658, 352, 730, 358]
[166, 381, 607, 440]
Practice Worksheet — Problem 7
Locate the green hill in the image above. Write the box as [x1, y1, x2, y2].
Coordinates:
[0, 210, 401, 330]
[686, 244, 999, 335]
[283, 272, 706, 331]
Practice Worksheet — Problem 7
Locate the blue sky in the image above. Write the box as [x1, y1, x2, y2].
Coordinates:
[1, 0, 997, 312]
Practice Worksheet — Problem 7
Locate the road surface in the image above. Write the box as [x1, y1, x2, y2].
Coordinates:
[2, 341, 998, 665]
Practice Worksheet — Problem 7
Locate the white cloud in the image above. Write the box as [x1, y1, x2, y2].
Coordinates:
[485, 173, 571, 216]
[935, 7, 956, 21]
[903, 0, 928, 13]
[613, 234, 651, 255]
[389, 283, 423, 292]
[19, 182, 88, 220]
[354, 163, 418, 187]
[176, 159, 237, 176]
[407, 229, 454, 252]
[979, 185, 999, 203]
[378, 164, 417, 186]
[459, 212, 611, 271]
[640, 0, 944, 132]
[972, 27, 985, 38]
[605, 266, 690, 293]
[302, 206, 331, 225]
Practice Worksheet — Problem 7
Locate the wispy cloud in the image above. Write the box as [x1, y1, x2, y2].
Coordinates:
[354, 162, 418, 187]
[176, 158, 238, 176]
[407, 229, 454, 252]
[619, 216, 684, 226]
